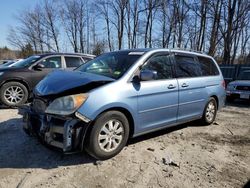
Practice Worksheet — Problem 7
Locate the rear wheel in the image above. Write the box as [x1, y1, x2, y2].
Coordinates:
[201, 97, 217, 125]
[0, 82, 28, 107]
[85, 111, 130, 160]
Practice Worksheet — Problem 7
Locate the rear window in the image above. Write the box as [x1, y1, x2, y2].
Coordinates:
[197, 56, 219, 76]
[175, 55, 202, 78]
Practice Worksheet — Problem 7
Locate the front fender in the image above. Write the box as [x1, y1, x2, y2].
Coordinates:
[77, 101, 136, 122]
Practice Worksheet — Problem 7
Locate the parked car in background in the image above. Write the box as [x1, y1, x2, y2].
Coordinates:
[0, 53, 95, 107]
[0, 59, 12, 65]
[226, 70, 250, 102]
[23, 49, 226, 159]
[0, 59, 24, 68]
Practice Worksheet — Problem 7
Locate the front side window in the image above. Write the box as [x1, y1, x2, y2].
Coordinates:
[141, 54, 173, 80]
[175, 55, 201, 78]
[65, 56, 84, 68]
[76, 51, 143, 79]
[40, 56, 62, 68]
[198, 56, 219, 76]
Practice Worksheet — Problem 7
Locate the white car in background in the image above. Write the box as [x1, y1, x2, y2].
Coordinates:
[226, 70, 250, 102]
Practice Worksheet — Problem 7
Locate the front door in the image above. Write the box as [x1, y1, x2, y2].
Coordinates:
[137, 53, 178, 133]
[30, 56, 62, 89]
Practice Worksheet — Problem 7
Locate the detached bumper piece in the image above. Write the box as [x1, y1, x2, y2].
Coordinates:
[23, 109, 89, 152]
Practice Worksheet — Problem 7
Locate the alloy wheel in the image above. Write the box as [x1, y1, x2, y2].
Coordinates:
[206, 101, 216, 122]
[4, 86, 25, 104]
[98, 119, 124, 152]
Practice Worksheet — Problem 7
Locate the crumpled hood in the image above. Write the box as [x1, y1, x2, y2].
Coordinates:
[228, 80, 250, 86]
[35, 70, 114, 96]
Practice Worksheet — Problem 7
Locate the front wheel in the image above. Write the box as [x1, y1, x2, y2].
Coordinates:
[85, 111, 130, 160]
[201, 97, 217, 125]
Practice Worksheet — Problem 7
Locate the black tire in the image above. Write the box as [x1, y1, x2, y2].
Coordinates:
[0, 82, 29, 107]
[201, 97, 217, 125]
[85, 111, 130, 160]
[226, 96, 235, 103]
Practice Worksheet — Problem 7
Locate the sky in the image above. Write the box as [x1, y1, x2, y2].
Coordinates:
[0, 0, 40, 48]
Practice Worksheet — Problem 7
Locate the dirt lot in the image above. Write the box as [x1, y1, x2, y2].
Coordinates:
[0, 102, 249, 188]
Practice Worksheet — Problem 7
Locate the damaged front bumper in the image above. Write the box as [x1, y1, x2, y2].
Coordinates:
[23, 107, 90, 153]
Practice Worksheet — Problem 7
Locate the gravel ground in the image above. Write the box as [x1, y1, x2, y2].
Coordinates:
[0, 101, 249, 188]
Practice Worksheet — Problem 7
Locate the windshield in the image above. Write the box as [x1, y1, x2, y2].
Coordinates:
[12, 56, 41, 68]
[238, 71, 250, 80]
[75, 51, 143, 79]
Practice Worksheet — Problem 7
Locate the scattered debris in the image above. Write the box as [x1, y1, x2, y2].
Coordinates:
[162, 157, 180, 168]
[160, 147, 165, 150]
[94, 160, 103, 166]
[16, 173, 29, 188]
[213, 122, 219, 125]
[147, 147, 155, 152]
[126, 177, 136, 183]
[206, 165, 216, 175]
[227, 128, 234, 135]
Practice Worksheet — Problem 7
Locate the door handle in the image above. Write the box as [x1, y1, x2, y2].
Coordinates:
[168, 84, 176, 89]
[181, 83, 189, 88]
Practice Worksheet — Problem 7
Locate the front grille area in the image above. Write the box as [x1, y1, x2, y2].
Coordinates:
[236, 86, 250, 91]
[32, 98, 48, 114]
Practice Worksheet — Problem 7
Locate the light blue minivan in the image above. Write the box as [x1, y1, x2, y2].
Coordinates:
[23, 49, 226, 159]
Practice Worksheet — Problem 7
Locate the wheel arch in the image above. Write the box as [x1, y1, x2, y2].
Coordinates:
[0, 79, 31, 93]
[91, 107, 135, 138]
[210, 95, 219, 109]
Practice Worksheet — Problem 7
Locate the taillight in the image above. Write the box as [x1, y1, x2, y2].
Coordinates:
[222, 80, 226, 89]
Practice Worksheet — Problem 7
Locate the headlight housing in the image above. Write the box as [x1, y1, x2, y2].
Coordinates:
[45, 93, 88, 115]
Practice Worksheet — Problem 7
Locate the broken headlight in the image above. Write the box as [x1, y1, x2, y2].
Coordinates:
[45, 93, 88, 115]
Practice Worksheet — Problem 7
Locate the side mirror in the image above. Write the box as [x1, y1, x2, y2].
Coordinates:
[33, 63, 45, 70]
[140, 70, 157, 81]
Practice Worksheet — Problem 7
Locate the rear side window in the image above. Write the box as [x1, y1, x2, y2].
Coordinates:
[175, 55, 201, 78]
[65, 56, 84, 68]
[142, 54, 173, 80]
[198, 56, 219, 76]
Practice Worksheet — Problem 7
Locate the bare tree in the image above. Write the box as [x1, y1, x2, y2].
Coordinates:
[142, 0, 160, 48]
[96, 0, 114, 51]
[207, 0, 223, 56]
[110, 0, 129, 49]
[60, 0, 87, 53]
[43, 0, 60, 52]
[6, 0, 250, 63]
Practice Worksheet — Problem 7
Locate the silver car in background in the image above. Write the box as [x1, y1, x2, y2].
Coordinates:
[226, 70, 250, 102]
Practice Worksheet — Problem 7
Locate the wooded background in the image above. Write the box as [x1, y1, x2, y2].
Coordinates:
[2, 0, 250, 64]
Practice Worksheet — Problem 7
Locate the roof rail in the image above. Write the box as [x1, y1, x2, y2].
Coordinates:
[170, 48, 206, 54]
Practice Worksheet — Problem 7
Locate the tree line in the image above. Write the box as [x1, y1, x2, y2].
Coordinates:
[7, 0, 250, 64]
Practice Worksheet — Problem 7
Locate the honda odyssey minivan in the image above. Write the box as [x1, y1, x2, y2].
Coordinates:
[23, 49, 226, 159]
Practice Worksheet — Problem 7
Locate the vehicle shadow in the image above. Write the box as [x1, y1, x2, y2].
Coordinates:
[129, 120, 204, 145]
[225, 100, 250, 107]
[0, 104, 13, 109]
[0, 116, 202, 169]
[0, 118, 95, 170]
